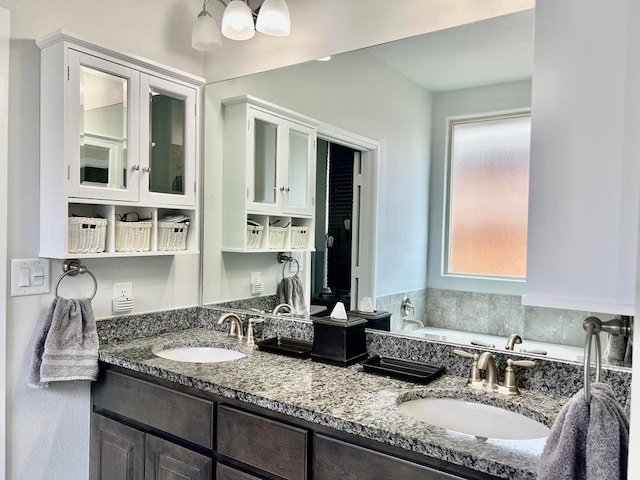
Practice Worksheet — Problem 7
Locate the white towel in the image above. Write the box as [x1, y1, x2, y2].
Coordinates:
[29, 297, 99, 388]
[538, 382, 629, 480]
[278, 274, 309, 317]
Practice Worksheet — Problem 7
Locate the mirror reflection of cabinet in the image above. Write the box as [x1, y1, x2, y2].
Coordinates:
[245, 105, 316, 216]
[222, 96, 318, 252]
[37, 31, 203, 258]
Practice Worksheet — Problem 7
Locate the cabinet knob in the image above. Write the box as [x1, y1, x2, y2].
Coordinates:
[280, 186, 286, 192]
[285, 187, 290, 192]
[131, 164, 140, 171]
[142, 166, 151, 173]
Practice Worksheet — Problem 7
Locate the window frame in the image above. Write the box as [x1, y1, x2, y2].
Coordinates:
[442, 110, 531, 282]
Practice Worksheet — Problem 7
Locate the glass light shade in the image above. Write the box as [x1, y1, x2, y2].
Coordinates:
[191, 11, 223, 51]
[221, 0, 255, 41]
[256, 0, 290, 36]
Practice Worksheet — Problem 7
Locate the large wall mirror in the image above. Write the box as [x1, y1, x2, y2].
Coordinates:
[201, 8, 630, 368]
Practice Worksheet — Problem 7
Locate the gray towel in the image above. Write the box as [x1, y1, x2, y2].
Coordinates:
[29, 297, 99, 387]
[538, 382, 629, 480]
[278, 274, 308, 317]
[28, 299, 57, 388]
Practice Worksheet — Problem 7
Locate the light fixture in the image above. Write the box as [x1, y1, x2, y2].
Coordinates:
[191, 0, 290, 50]
[192, 0, 223, 51]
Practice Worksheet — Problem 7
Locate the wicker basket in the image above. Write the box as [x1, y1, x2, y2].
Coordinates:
[158, 222, 190, 251]
[246, 225, 264, 249]
[290, 226, 309, 249]
[268, 226, 287, 249]
[115, 221, 152, 252]
[68, 217, 107, 253]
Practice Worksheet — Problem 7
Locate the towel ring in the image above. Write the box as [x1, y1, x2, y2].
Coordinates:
[582, 316, 631, 403]
[54, 259, 98, 301]
[277, 252, 300, 279]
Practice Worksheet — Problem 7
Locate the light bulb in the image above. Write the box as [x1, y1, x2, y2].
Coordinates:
[191, 10, 223, 51]
[221, 0, 255, 41]
[256, 0, 290, 36]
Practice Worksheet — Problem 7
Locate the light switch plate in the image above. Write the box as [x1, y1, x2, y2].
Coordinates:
[11, 258, 51, 296]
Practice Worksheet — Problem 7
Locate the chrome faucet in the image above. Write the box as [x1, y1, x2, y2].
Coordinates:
[218, 312, 244, 341]
[400, 296, 414, 318]
[476, 352, 499, 392]
[272, 303, 293, 316]
[505, 334, 523, 350]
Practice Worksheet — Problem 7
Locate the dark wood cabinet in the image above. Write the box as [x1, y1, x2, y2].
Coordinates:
[217, 405, 308, 480]
[216, 463, 263, 480]
[91, 366, 500, 480]
[145, 434, 212, 480]
[315, 434, 465, 480]
[90, 413, 144, 480]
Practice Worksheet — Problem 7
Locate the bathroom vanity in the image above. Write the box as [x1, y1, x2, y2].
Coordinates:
[90, 319, 585, 480]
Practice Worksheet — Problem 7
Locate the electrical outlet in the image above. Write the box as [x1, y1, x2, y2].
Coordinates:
[250, 272, 262, 285]
[113, 282, 133, 298]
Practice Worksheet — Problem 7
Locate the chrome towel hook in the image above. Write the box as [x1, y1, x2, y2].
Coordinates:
[54, 259, 98, 300]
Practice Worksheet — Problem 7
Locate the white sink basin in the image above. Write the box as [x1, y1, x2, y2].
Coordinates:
[398, 398, 550, 440]
[154, 347, 246, 363]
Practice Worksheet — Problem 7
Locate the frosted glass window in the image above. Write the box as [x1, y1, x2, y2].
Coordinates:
[446, 114, 531, 278]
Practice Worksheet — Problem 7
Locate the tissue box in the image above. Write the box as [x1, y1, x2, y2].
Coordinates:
[311, 317, 368, 366]
[348, 310, 391, 331]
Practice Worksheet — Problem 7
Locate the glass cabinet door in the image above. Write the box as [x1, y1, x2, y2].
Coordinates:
[140, 75, 196, 206]
[285, 123, 316, 216]
[248, 110, 281, 213]
[68, 50, 140, 201]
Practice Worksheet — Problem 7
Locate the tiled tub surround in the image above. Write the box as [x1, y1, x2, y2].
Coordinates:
[377, 288, 600, 348]
[96, 307, 632, 479]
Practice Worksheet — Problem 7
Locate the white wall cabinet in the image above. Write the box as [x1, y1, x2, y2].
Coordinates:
[222, 96, 318, 252]
[523, 1, 639, 315]
[37, 31, 204, 258]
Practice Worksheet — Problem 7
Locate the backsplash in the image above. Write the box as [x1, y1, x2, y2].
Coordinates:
[376, 288, 594, 347]
[95, 305, 632, 410]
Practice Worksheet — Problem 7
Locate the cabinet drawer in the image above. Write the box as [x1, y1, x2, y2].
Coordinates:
[314, 434, 465, 480]
[93, 370, 213, 450]
[217, 405, 308, 480]
[217, 463, 263, 480]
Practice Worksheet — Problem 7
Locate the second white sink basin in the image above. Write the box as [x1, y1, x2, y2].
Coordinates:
[398, 398, 550, 440]
[154, 347, 246, 363]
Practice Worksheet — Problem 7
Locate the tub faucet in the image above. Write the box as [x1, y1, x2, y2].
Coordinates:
[477, 352, 498, 391]
[505, 334, 522, 350]
[400, 296, 414, 318]
[218, 313, 244, 341]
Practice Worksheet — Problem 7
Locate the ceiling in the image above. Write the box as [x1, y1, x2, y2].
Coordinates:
[364, 10, 535, 92]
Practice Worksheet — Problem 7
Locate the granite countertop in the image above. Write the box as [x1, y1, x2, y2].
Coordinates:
[99, 327, 568, 480]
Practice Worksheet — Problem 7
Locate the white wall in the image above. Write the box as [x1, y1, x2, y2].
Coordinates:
[202, 50, 432, 303]
[0, 7, 9, 478]
[427, 79, 532, 295]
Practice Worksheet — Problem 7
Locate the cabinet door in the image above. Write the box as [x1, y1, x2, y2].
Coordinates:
[145, 434, 212, 480]
[314, 435, 464, 480]
[90, 413, 144, 480]
[67, 50, 141, 202]
[282, 122, 316, 217]
[247, 109, 284, 214]
[139, 74, 197, 206]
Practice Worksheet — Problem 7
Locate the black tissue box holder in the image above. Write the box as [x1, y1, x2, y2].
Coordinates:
[311, 317, 368, 367]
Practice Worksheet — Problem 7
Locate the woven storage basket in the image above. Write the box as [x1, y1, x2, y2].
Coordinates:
[115, 221, 152, 252]
[246, 225, 264, 249]
[290, 226, 309, 249]
[268, 226, 287, 249]
[158, 222, 189, 251]
[68, 217, 107, 253]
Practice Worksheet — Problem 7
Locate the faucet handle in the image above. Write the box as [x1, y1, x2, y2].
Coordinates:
[247, 318, 265, 346]
[499, 358, 536, 395]
[453, 349, 483, 389]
